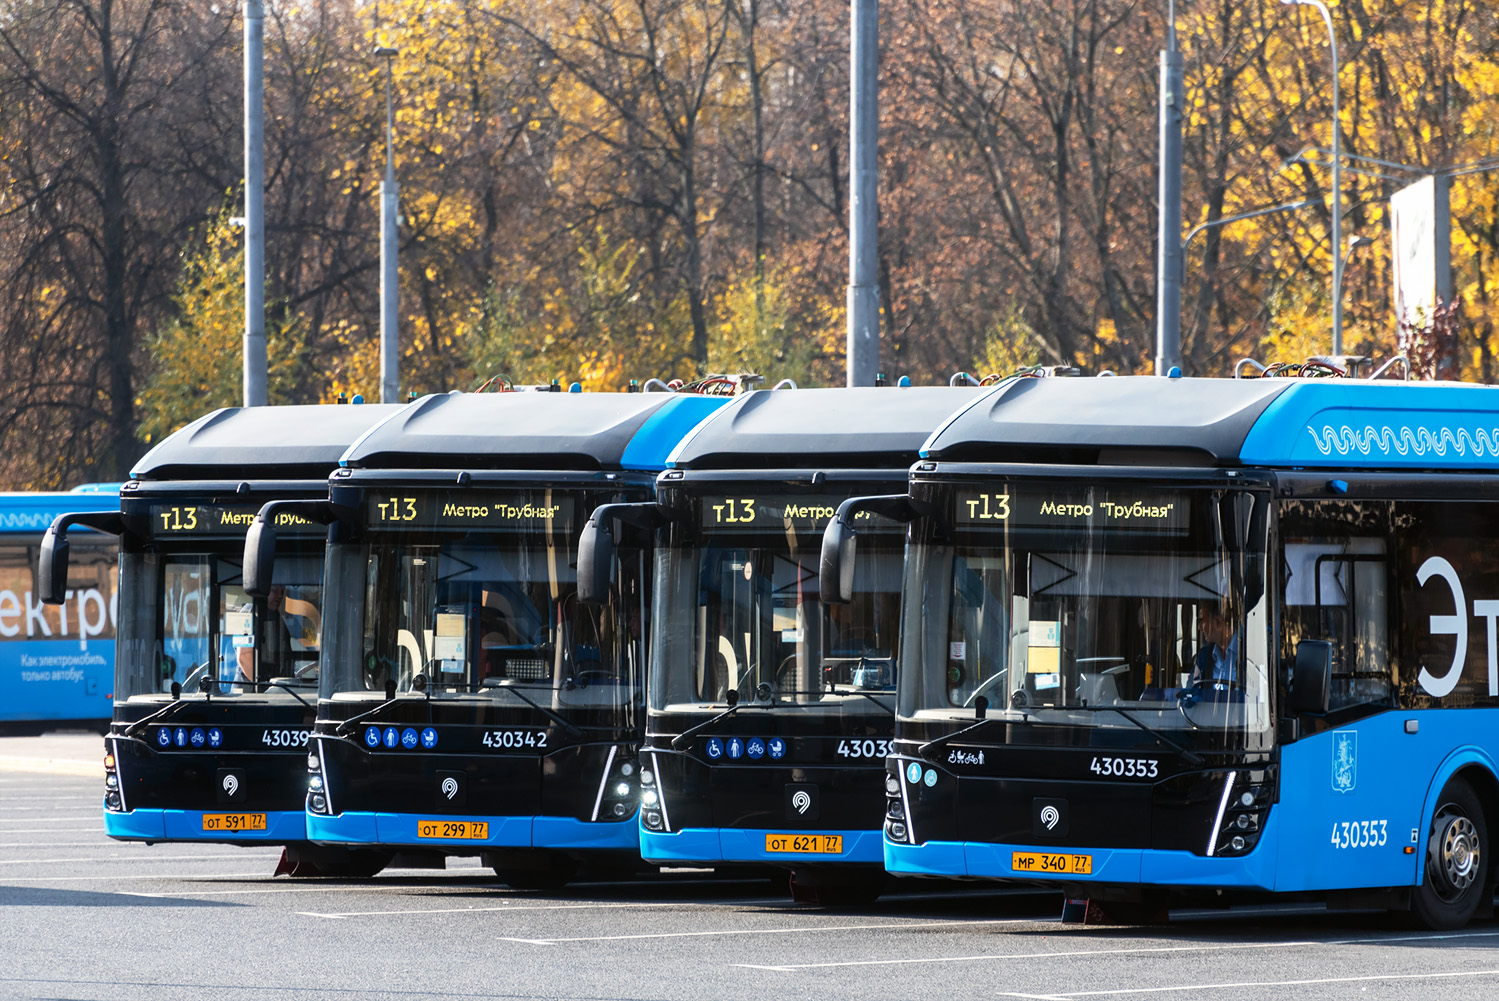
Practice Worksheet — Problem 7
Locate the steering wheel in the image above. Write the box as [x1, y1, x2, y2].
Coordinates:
[962, 669, 1010, 709]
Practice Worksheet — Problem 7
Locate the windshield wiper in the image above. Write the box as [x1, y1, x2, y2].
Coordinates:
[917, 716, 1005, 761]
[1067, 705, 1205, 768]
[481, 682, 583, 738]
[227, 679, 313, 707]
[669, 696, 771, 750]
[124, 682, 202, 738]
[335, 682, 407, 736]
[824, 683, 894, 714]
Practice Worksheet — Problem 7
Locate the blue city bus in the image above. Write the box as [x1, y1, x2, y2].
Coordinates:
[0, 486, 119, 733]
[41, 404, 402, 873]
[245, 389, 730, 886]
[822, 374, 1499, 929]
[579, 386, 984, 902]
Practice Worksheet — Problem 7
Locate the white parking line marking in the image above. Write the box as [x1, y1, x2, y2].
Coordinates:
[737, 929, 1499, 972]
[499, 917, 1033, 946]
[1, 871, 276, 882]
[0, 853, 278, 865]
[737, 939, 1324, 972]
[299, 897, 791, 920]
[997, 968, 1499, 998]
[0, 816, 101, 823]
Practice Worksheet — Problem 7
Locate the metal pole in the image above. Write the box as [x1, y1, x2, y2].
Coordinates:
[1324, 2, 1343, 357]
[243, 0, 267, 407]
[1154, 0, 1183, 376]
[1282, 0, 1341, 355]
[846, 0, 878, 387]
[378, 48, 399, 404]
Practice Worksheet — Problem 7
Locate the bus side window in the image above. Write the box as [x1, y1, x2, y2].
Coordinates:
[1282, 537, 1391, 710]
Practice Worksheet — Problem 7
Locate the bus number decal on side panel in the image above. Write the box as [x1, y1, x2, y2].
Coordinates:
[481, 730, 548, 750]
[1330, 819, 1388, 849]
[1088, 756, 1158, 779]
[835, 739, 891, 759]
[261, 730, 310, 747]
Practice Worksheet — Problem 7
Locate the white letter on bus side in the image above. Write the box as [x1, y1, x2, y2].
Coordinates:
[1476, 600, 1499, 697]
[1418, 556, 1467, 699]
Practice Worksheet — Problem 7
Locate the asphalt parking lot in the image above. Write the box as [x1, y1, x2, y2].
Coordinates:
[3, 734, 1498, 1001]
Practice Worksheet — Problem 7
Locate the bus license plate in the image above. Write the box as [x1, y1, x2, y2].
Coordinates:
[1012, 851, 1092, 874]
[765, 834, 843, 854]
[202, 813, 267, 832]
[417, 820, 489, 840]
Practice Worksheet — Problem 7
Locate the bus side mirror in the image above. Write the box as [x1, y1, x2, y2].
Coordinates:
[576, 502, 666, 607]
[38, 523, 70, 605]
[819, 493, 921, 606]
[577, 512, 615, 607]
[243, 514, 278, 598]
[1290, 639, 1332, 715]
[819, 515, 857, 606]
[38, 511, 125, 605]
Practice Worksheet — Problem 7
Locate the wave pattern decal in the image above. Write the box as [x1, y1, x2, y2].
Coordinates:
[1306, 424, 1499, 458]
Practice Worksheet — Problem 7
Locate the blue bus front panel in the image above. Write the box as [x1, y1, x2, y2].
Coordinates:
[638, 737, 887, 867]
[105, 704, 314, 845]
[885, 711, 1499, 893]
[309, 722, 640, 854]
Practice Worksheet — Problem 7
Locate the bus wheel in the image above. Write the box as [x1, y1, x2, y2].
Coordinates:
[1411, 778, 1488, 930]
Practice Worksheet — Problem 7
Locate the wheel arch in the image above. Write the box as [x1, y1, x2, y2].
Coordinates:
[1415, 747, 1499, 888]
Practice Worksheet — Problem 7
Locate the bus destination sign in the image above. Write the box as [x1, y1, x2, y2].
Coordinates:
[954, 485, 1188, 535]
[699, 493, 896, 534]
[149, 504, 321, 538]
[365, 491, 575, 533]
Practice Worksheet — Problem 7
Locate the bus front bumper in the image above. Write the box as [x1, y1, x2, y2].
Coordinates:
[641, 826, 883, 866]
[306, 811, 640, 852]
[103, 807, 306, 843]
[885, 835, 1280, 890]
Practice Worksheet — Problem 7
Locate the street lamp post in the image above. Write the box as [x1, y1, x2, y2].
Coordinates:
[1281, 0, 1343, 355]
[376, 45, 399, 404]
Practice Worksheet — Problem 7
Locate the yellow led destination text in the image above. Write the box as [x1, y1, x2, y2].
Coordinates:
[702, 494, 881, 532]
[374, 496, 418, 522]
[965, 493, 1011, 520]
[157, 506, 198, 532]
[441, 501, 563, 523]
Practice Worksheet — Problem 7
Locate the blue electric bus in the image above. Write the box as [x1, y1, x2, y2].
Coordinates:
[41, 404, 401, 873]
[579, 385, 984, 902]
[0, 486, 119, 733]
[245, 388, 730, 886]
[823, 374, 1499, 929]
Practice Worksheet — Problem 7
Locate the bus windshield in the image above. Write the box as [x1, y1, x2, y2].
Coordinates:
[650, 525, 903, 718]
[899, 482, 1271, 745]
[319, 494, 645, 722]
[116, 546, 324, 702]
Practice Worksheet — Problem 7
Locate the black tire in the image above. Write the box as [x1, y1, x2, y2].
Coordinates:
[1411, 778, 1489, 931]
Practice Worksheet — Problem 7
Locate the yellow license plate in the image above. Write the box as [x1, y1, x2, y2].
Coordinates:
[417, 819, 489, 840]
[202, 813, 267, 832]
[1011, 851, 1092, 874]
[765, 833, 843, 854]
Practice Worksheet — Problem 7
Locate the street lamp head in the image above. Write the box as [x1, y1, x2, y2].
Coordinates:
[1348, 235, 1374, 250]
[374, 45, 399, 58]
